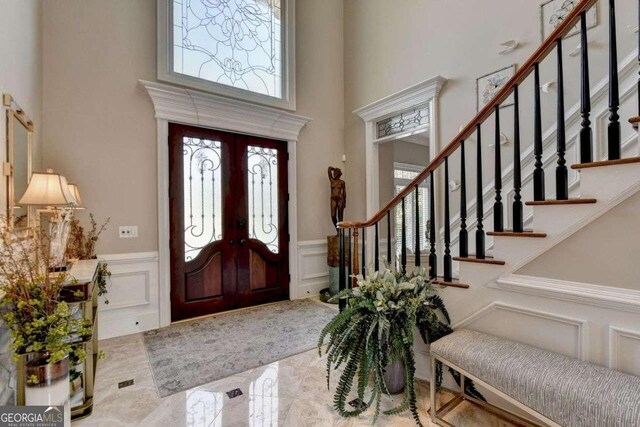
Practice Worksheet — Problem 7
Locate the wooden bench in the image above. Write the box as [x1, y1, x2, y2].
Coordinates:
[429, 329, 640, 427]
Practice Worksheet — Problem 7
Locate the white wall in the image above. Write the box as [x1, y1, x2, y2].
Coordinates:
[0, 0, 42, 406]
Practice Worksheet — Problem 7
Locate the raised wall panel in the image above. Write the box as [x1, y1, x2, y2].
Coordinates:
[296, 240, 329, 298]
[98, 252, 160, 339]
[455, 302, 587, 359]
[609, 327, 640, 376]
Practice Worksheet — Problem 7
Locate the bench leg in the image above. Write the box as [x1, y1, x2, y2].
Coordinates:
[430, 353, 437, 424]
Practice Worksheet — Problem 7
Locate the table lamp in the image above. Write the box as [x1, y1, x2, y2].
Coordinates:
[19, 171, 79, 270]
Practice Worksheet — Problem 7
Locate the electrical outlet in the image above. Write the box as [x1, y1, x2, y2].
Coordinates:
[119, 226, 138, 238]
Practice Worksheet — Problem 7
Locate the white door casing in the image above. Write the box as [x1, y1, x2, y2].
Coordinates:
[141, 80, 311, 327]
[353, 76, 447, 266]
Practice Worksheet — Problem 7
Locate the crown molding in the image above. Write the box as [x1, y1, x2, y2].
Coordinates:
[353, 75, 447, 122]
[139, 80, 311, 142]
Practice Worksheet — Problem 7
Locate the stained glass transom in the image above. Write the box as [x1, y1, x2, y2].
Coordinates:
[173, 0, 283, 98]
[248, 146, 279, 253]
[377, 104, 430, 139]
[183, 137, 223, 261]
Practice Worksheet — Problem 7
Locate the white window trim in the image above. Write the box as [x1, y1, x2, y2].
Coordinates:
[157, 0, 297, 111]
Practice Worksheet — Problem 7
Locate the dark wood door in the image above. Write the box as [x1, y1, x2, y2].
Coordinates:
[169, 124, 289, 322]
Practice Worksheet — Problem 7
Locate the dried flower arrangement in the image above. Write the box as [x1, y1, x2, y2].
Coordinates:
[65, 213, 111, 304]
[66, 213, 110, 260]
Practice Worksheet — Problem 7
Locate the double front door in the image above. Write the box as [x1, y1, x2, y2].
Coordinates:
[169, 124, 289, 321]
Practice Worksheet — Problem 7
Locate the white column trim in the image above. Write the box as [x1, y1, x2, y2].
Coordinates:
[141, 80, 311, 327]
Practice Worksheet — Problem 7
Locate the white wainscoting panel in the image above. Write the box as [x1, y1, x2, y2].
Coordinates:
[295, 240, 329, 299]
[454, 302, 587, 359]
[97, 252, 160, 339]
[609, 326, 640, 376]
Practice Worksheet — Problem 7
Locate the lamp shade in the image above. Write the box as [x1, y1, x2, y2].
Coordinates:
[67, 183, 84, 208]
[18, 172, 77, 206]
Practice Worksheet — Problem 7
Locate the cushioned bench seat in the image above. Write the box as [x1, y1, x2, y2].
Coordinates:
[430, 329, 640, 427]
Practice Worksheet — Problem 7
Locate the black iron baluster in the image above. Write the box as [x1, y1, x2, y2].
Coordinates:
[494, 105, 504, 232]
[513, 85, 524, 233]
[476, 124, 485, 259]
[338, 228, 345, 311]
[556, 39, 569, 200]
[374, 222, 380, 271]
[387, 211, 392, 267]
[459, 140, 469, 256]
[414, 185, 421, 267]
[361, 227, 366, 278]
[347, 229, 352, 288]
[533, 62, 545, 201]
[580, 11, 593, 163]
[429, 171, 437, 279]
[401, 198, 407, 273]
[608, 0, 621, 160]
[444, 157, 452, 282]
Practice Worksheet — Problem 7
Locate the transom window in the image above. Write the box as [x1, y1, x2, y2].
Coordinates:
[377, 104, 429, 139]
[158, 0, 295, 110]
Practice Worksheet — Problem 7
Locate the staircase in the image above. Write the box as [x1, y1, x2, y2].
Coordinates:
[338, 0, 640, 379]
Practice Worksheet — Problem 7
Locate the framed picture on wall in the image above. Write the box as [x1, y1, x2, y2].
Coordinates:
[476, 65, 516, 112]
[540, 0, 598, 41]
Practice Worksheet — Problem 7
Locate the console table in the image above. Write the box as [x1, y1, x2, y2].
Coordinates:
[16, 259, 100, 420]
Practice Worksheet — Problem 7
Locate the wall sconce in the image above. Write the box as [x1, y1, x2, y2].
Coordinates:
[489, 133, 510, 147]
[541, 81, 556, 93]
[498, 40, 519, 56]
[449, 180, 461, 192]
[569, 43, 591, 57]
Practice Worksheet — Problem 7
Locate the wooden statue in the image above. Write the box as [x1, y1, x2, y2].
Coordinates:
[328, 167, 346, 231]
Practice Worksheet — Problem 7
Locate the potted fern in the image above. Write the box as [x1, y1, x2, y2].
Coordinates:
[318, 265, 466, 426]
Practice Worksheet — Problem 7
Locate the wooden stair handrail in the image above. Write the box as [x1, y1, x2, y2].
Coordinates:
[338, 0, 598, 230]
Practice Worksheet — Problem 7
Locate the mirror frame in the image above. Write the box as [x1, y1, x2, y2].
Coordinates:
[3, 94, 33, 229]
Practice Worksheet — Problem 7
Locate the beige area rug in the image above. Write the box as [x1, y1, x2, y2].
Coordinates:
[143, 299, 338, 397]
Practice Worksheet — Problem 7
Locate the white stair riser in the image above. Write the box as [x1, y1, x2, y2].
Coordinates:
[458, 261, 505, 285]
[531, 203, 600, 234]
[492, 237, 547, 265]
[578, 163, 640, 201]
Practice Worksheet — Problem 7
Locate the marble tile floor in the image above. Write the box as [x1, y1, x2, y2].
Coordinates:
[73, 333, 514, 427]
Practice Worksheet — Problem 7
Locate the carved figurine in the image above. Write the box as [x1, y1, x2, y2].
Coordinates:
[328, 167, 346, 230]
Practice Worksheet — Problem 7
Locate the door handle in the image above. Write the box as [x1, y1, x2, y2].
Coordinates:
[239, 238, 246, 245]
[229, 239, 235, 245]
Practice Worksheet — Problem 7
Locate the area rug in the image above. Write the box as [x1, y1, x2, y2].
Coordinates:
[143, 299, 338, 397]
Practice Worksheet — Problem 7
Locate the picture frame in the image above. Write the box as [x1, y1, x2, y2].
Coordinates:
[540, 0, 598, 41]
[476, 65, 516, 112]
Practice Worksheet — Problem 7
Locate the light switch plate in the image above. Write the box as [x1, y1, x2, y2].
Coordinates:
[119, 226, 138, 238]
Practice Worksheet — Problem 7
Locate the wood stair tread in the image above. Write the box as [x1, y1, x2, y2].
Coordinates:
[629, 116, 640, 129]
[525, 198, 597, 206]
[432, 278, 469, 289]
[571, 157, 640, 170]
[487, 230, 547, 238]
[452, 256, 506, 266]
